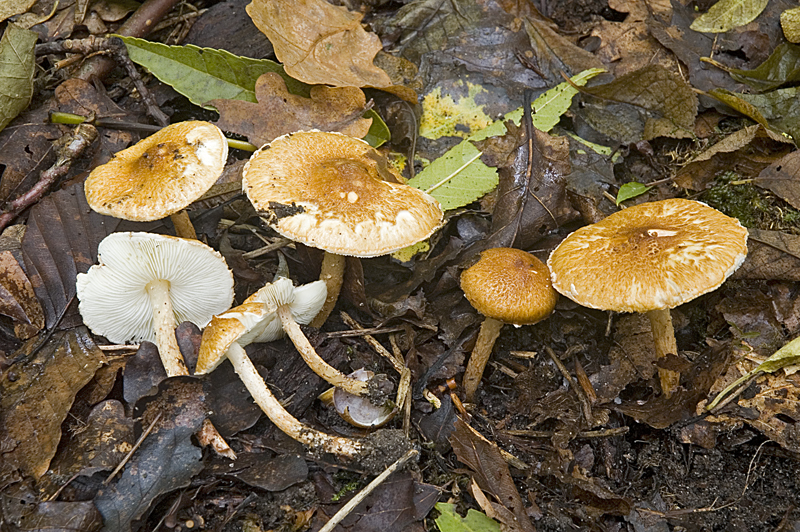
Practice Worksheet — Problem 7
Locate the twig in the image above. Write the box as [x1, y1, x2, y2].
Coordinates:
[504, 426, 629, 439]
[104, 412, 162, 485]
[323, 325, 406, 339]
[544, 345, 595, 427]
[318, 449, 419, 532]
[0, 124, 98, 232]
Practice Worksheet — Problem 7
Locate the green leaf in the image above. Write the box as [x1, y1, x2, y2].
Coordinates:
[408, 68, 604, 211]
[0, 23, 37, 134]
[722, 43, 800, 92]
[117, 36, 311, 108]
[363, 109, 390, 148]
[690, 0, 768, 33]
[707, 88, 771, 130]
[707, 334, 800, 411]
[616, 182, 653, 204]
[435, 503, 501, 532]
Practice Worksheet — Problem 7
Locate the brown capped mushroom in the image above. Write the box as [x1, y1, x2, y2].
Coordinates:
[547, 198, 748, 397]
[460, 247, 558, 402]
[84, 121, 228, 239]
[242, 130, 443, 327]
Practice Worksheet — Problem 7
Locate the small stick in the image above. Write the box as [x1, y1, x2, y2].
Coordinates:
[105, 412, 162, 485]
[318, 449, 418, 532]
[544, 345, 595, 427]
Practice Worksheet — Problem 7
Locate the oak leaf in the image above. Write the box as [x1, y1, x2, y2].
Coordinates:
[212, 72, 371, 147]
[246, 0, 391, 87]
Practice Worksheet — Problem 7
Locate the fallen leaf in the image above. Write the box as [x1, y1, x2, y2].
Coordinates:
[0, 0, 36, 23]
[207, 452, 308, 491]
[449, 416, 535, 532]
[0, 250, 44, 339]
[781, 6, 800, 42]
[0, 483, 103, 532]
[736, 229, 800, 281]
[0, 328, 106, 478]
[0, 23, 38, 134]
[690, 0, 769, 33]
[755, 151, 800, 209]
[246, 0, 391, 87]
[726, 42, 800, 91]
[95, 378, 206, 532]
[523, 17, 605, 83]
[434, 502, 501, 532]
[578, 64, 698, 142]
[212, 72, 372, 147]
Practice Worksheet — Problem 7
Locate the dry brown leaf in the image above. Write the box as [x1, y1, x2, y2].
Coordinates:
[755, 150, 800, 210]
[0, 250, 43, 339]
[735, 229, 800, 281]
[211, 72, 372, 147]
[246, 0, 391, 87]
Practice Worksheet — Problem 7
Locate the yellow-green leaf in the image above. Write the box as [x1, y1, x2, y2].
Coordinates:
[0, 23, 37, 134]
[690, 0, 768, 33]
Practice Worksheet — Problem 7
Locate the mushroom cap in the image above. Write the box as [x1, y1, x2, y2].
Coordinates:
[196, 278, 326, 374]
[76, 232, 234, 344]
[241, 131, 444, 257]
[84, 121, 228, 221]
[460, 247, 558, 326]
[547, 198, 748, 313]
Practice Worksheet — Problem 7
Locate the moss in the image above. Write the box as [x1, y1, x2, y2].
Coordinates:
[701, 171, 800, 233]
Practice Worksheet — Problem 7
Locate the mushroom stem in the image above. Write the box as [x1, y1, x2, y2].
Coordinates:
[462, 317, 504, 402]
[276, 303, 370, 397]
[225, 341, 364, 457]
[310, 252, 345, 328]
[145, 278, 189, 377]
[170, 210, 197, 240]
[646, 308, 681, 397]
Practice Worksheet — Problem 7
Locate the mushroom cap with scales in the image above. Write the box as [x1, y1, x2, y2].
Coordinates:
[547, 198, 748, 313]
[84, 121, 228, 221]
[76, 232, 234, 344]
[460, 247, 558, 326]
[241, 130, 444, 257]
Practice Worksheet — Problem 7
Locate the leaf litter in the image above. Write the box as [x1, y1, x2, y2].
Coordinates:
[1, 0, 800, 530]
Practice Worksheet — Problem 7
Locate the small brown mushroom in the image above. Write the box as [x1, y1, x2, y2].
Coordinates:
[460, 248, 558, 402]
[84, 121, 228, 239]
[547, 198, 748, 397]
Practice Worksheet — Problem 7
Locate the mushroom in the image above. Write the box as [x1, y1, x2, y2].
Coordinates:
[195, 278, 365, 458]
[241, 130, 444, 327]
[84, 121, 228, 239]
[319, 369, 396, 429]
[460, 247, 558, 402]
[547, 198, 748, 397]
[76, 232, 234, 377]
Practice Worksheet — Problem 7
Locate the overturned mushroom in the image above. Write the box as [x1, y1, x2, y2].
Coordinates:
[84, 121, 228, 238]
[547, 198, 748, 397]
[196, 279, 364, 457]
[77, 232, 234, 377]
[460, 247, 558, 402]
[242, 130, 443, 326]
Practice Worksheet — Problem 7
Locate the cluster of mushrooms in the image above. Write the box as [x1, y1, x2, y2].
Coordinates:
[75, 120, 749, 462]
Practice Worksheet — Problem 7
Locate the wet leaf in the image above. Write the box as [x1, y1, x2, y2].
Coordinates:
[21, 183, 121, 330]
[211, 72, 372, 148]
[0, 328, 106, 478]
[755, 151, 800, 209]
[0, 0, 36, 23]
[407, 69, 602, 211]
[0, 250, 44, 339]
[1, 483, 103, 532]
[732, 86, 800, 143]
[616, 182, 652, 205]
[523, 17, 606, 84]
[95, 378, 206, 532]
[690, 0, 768, 33]
[449, 417, 535, 532]
[579, 65, 698, 142]
[0, 23, 37, 134]
[119, 35, 308, 109]
[706, 88, 771, 130]
[435, 502, 501, 532]
[246, 0, 391, 88]
[726, 42, 800, 91]
[209, 453, 308, 491]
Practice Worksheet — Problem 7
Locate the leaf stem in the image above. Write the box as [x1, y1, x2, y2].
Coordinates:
[424, 150, 483, 195]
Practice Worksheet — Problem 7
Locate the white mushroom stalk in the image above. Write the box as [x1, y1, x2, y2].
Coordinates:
[77, 232, 234, 377]
[196, 279, 364, 457]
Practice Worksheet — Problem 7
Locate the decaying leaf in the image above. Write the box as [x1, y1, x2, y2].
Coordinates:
[0, 328, 106, 478]
[523, 17, 605, 83]
[727, 42, 800, 92]
[449, 417, 535, 532]
[1, 483, 103, 532]
[95, 378, 207, 532]
[0, 0, 36, 23]
[0, 23, 38, 134]
[207, 453, 308, 491]
[736, 229, 800, 281]
[246, 0, 391, 87]
[690, 0, 769, 33]
[211, 72, 372, 147]
[579, 65, 698, 143]
[0, 249, 44, 339]
[755, 151, 800, 210]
